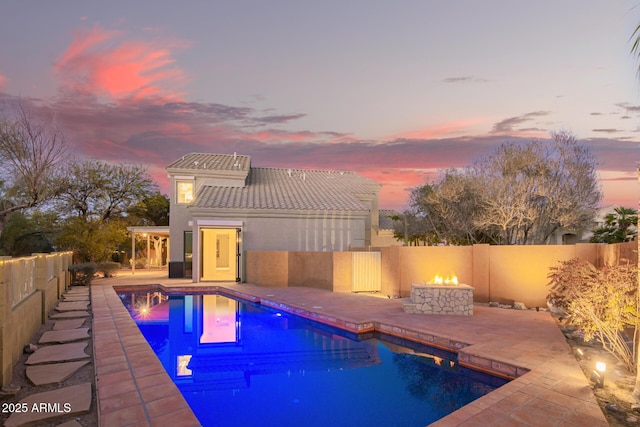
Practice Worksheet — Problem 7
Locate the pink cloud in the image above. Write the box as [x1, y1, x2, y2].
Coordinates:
[0, 73, 6, 89]
[8, 92, 636, 212]
[391, 119, 486, 140]
[55, 24, 187, 101]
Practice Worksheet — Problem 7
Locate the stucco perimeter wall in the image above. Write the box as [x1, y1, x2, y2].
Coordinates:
[247, 241, 636, 308]
[245, 251, 289, 287]
[488, 245, 577, 307]
[595, 239, 637, 267]
[288, 252, 334, 291]
[332, 252, 353, 293]
[246, 251, 352, 292]
[397, 246, 474, 297]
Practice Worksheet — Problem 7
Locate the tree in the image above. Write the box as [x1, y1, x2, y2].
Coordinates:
[472, 132, 601, 244]
[128, 192, 170, 226]
[56, 160, 156, 221]
[391, 210, 436, 246]
[0, 105, 68, 234]
[56, 217, 127, 263]
[411, 170, 487, 245]
[408, 132, 601, 245]
[0, 211, 56, 256]
[590, 207, 638, 243]
[53, 160, 157, 262]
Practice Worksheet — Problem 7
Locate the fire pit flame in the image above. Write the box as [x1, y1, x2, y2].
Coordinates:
[430, 274, 459, 285]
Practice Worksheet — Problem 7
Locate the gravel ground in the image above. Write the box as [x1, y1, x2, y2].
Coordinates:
[559, 316, 639, 427]
[0, 303, 98, 427]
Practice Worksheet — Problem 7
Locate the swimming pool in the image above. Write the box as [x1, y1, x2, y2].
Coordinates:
[118, 289, 508, 426]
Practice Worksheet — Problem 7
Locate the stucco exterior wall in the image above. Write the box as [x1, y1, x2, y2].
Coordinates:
[172, 208, 368, 280]
[241, 215, 366, 252]
[246, 241, 636, 308]
[371, 230, 400, 248]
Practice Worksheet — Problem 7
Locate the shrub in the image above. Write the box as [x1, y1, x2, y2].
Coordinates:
[547, 258, 639, 373]
[97, 261, 121, 278]
[68, 263, 97, 286]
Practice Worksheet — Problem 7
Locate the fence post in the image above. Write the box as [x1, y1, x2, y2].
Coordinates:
[34, 254, 49, 324]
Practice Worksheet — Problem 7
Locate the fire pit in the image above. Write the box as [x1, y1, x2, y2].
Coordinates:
[402, 274, 474, 316]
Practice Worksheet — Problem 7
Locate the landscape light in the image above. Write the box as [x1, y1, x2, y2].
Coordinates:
[590, 361, 606, 388]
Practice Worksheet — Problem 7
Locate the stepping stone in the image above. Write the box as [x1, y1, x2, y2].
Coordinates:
[26, 360, 89, 386]
[4, 383, 92, 427]
[25, 342, 89, 365]
[56, 421, 83, 427]
[50, 311, 89, 319]
[66, 288, 89, 294]
[53, 318, 86, 330]
[39, 328, 90, 344]
[55, 301, 90, 311]
[62, 295, 89, 302]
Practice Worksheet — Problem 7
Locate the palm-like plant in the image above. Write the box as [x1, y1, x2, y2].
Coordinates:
[590, 207, 638, 243]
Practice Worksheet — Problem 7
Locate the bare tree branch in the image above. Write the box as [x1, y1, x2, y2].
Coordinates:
[0, 105, 68, 231]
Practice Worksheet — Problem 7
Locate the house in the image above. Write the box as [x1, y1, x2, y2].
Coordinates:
[166, 153, 394, 282]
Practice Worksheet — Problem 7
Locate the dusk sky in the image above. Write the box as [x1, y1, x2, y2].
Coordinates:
[1, 1, 639, 210]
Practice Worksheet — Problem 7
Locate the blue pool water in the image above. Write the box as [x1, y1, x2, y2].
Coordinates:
[117, 290, 508, 427]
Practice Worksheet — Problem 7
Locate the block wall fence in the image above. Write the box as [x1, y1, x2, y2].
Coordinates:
[0, 252, 73, 387]
[246, 241, 637, 309]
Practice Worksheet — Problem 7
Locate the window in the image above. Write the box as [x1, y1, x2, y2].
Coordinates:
[177, 180, 194, 204]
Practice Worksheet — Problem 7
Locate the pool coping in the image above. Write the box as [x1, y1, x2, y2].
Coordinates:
[93, 279, 609, 426]
[114, 283, 526, 381]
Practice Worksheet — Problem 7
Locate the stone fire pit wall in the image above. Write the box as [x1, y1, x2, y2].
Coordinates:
[403, 283, 474, 316]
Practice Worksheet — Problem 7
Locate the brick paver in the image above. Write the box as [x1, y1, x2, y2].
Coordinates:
[90, 271, 609, 426]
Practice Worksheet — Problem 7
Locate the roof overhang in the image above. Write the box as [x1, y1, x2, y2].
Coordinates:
[127, 226, 170, 238]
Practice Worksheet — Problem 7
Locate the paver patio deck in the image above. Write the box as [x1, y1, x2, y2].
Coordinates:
[91, 270, 609, 426]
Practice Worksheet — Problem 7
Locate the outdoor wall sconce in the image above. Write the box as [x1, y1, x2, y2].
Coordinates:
[590, 361, 606, 388]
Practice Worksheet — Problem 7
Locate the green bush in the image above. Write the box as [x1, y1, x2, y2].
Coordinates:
[97, 261, 121, 278]
[68, 263, 97, 286]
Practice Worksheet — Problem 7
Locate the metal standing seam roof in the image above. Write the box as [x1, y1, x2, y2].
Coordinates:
[192, 167, 381, 211]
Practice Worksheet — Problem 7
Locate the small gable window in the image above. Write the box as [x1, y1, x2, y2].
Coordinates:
[177, 180, 194, 204]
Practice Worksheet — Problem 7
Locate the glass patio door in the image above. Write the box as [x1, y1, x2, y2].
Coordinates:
[200, 228, 237, 281]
